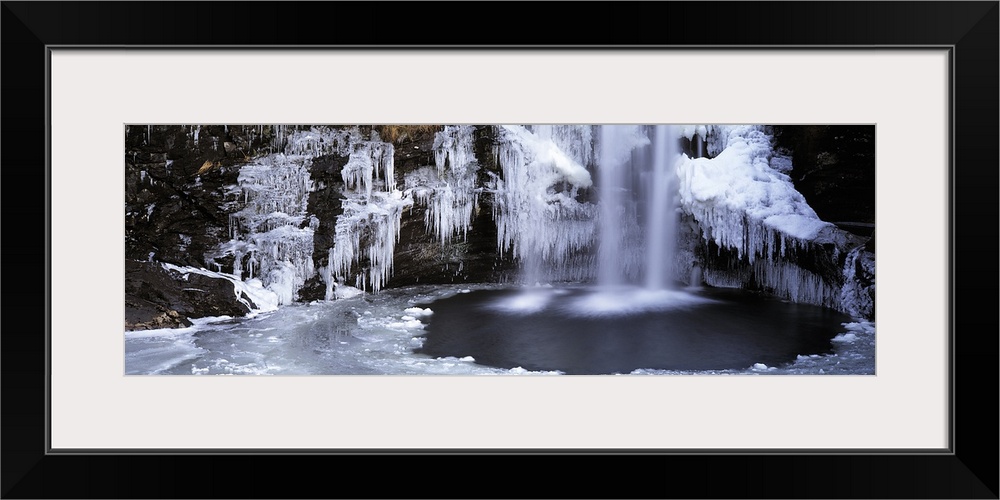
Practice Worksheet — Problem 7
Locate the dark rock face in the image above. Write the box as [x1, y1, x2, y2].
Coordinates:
[841, 231, 876, 319]
[125, 125, 263, 268]
[125, 125, 281, 323]
[297, 153, 348, 302]
[125, 260, 255, 331]
[773, 125, 876, 234]
[389, 200, 520, 288]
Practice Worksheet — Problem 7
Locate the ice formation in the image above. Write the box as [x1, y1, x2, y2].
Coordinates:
[206, 127, 359, 305]
[341, 131, 396, 198]
[209, 153, 317, 305]
[675, 125, 844, 309]
[201, 126, 416, 301]
[702, 260, 841, 309]
[528, 125, 597, 172]
[325, 129, 412, 294]
[162, 262, 280, 314]
[329, 190, 412, 293]
[839, 245, 876, 318]
[284, 126, 356, 157]
[676, 125, 833, 263]
[404, 126, 481, 244]
[490, 125, 600, 283]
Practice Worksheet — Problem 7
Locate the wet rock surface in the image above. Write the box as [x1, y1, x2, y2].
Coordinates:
[124, 260, 255, 331]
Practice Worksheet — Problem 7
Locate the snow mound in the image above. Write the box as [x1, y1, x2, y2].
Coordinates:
[677, 125, 833, 263]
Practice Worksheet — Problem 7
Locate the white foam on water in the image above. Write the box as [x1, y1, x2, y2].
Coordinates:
[488, 289, 554, 314]
[565, 287, 715, 317]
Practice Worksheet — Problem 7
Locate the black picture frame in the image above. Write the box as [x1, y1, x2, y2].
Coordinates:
[3, 2, 997, 498]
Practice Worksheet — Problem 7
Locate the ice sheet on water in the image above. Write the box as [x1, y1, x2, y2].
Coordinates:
[842, 321, 876, 334]
[125, 324, 201, 339]
[125, 283, 873, 375]
[831, 333, 857, 343]
[334, 284, 365, 299]
[403, 307, 433, 317]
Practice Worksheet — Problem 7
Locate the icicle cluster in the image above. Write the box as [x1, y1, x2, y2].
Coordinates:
[403, 126, 481, 244]
[676, 125, 831, 262]
[529, 125, 597, 169]
[329, 191, 412, 293]
[206, 128, 352, 305]
[209, 153, 317, 305]
[342, 131, 396, 198]
[324, 129, 411, 294]
[284, 126, 357, 157]
[676, 125, 848, 309]
[490, 125, 599, 283]
[701, 260, 841, 309]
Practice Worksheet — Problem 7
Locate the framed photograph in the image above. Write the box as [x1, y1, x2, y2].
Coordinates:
[3, 2, 996, 498]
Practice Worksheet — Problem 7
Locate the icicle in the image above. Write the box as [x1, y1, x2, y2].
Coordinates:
[490, 125, 600, 284]
[207, 153, 317, 305]
[403, 126, 481, 245]
[676, 125, 846, 309]
[341, 133, 395, 200]
[330, 192, 412, 293]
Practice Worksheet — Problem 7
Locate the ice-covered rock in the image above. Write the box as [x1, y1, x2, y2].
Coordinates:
[490, 125, 600, 283]
[404, 125, 481, 244]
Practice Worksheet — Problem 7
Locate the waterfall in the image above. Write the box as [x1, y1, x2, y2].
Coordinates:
[597, 125, 627, 287]
[595, 125, 679, 290]
[643, 125, 679, 290]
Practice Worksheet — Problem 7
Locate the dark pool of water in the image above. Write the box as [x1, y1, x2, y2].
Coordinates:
[414, 287, 853, 374]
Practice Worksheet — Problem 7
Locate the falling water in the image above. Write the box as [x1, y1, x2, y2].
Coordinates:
[596, 125, 679, 290]
[597, 125, 628, 287]
[644, 125, 679, 290]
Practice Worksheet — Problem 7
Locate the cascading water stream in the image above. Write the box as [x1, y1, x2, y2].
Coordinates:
[597, 125, 627, 287]
[596, 124, 680, 291]
[643, 125, 679, 290]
